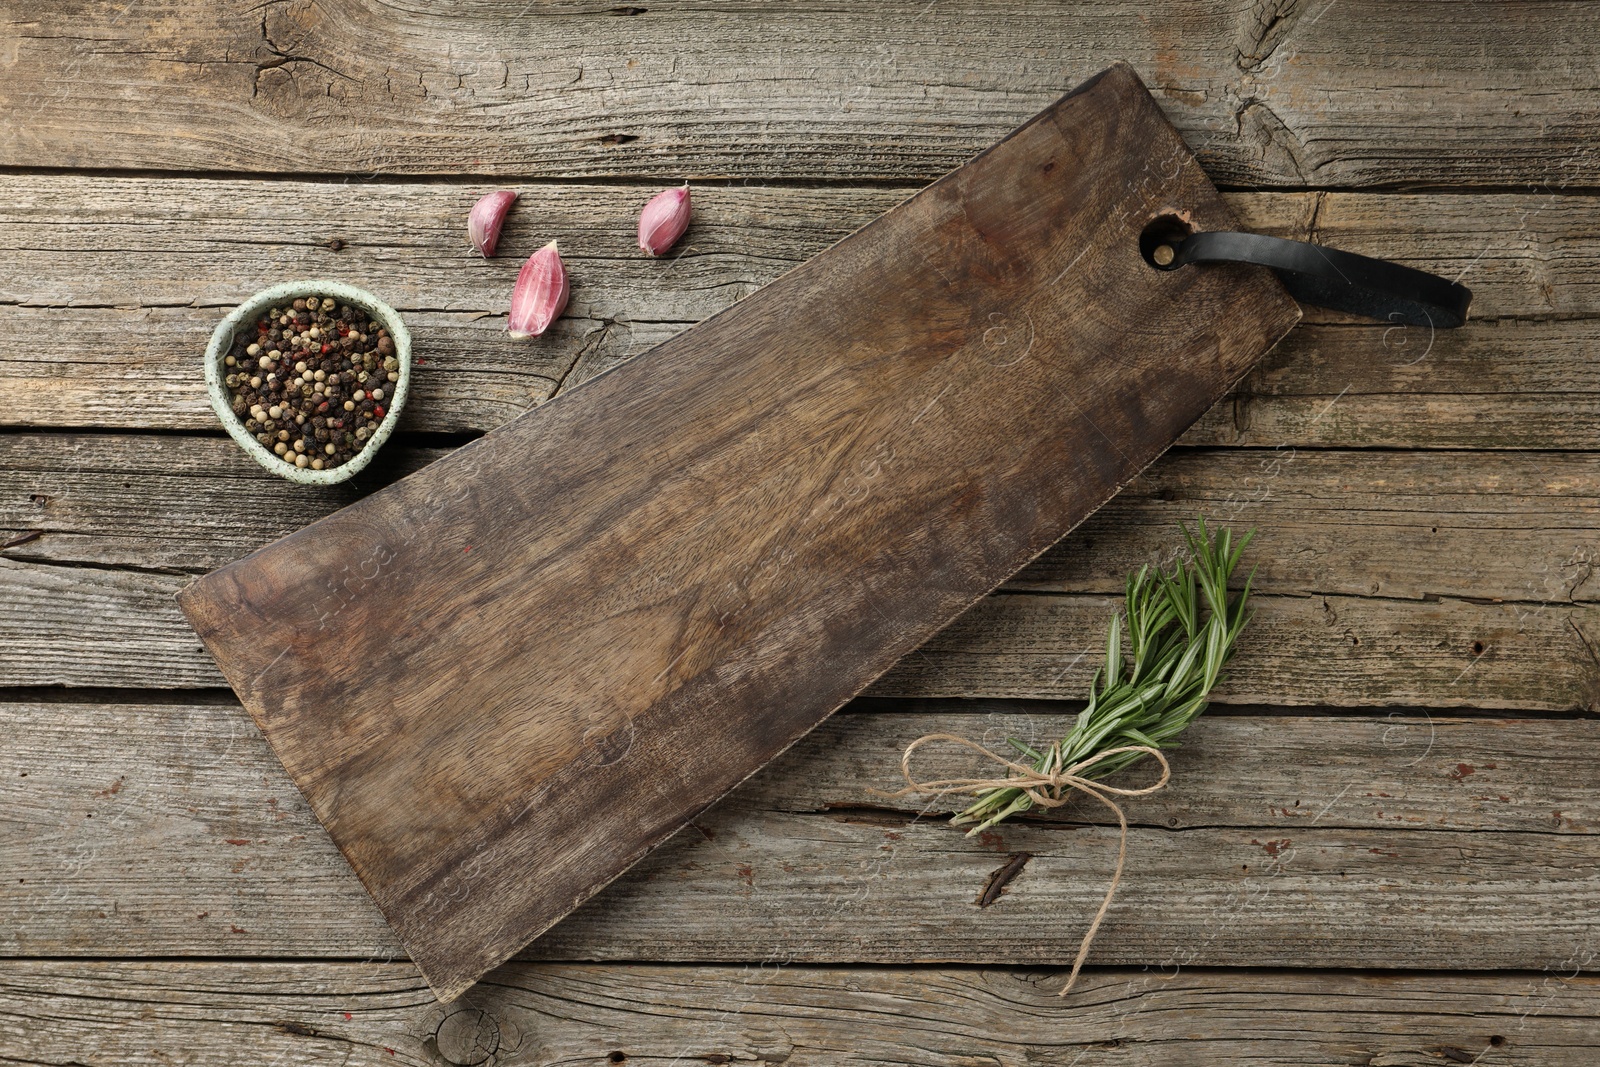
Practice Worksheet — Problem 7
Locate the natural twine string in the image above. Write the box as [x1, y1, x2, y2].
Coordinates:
[877, 733, 1171, 996]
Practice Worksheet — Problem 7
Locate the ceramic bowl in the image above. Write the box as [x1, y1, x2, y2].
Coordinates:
[205, 280, 411, 486]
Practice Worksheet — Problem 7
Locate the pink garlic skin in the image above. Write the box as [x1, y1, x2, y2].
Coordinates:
[508, 241, 569, 339]
[638, 184, 691, 256]
[469, 190, 518, 256]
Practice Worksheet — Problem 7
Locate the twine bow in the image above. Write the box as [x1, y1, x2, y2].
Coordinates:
[878, 733, 1172, 996]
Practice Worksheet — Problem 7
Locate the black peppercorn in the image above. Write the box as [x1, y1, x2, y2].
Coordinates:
[222, 298, 395, 472]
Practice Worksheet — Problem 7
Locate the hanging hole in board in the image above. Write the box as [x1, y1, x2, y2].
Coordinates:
[1140, 214, 1193, 271]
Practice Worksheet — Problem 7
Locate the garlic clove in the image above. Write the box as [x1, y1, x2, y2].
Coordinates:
[508, 241, 569, 339]
[638, 184, 691, 256]
[469, 189, 519, 257]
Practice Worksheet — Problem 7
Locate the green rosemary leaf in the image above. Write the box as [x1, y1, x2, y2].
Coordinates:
[950, 517, 1256, 834]
[1116, 725, 1160, 748]
[1105, 609, 1123, 690]
[1006, 737, 1046, 761]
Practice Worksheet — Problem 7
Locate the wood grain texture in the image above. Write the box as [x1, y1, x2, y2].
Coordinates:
[871, 592, 1600, 710]
[0, 961, 1595, 1067]
[5, 701, 1598, 964]
[5, 1, 1600, 188]
[173, 66, 1301, 1000]
[22, 310, 1600, 452]
[7, 564, 1595, 710]
[4, 0, 1599, 1052]
[0, 558, 201, 688]
[7, 434, 1598, 604]
[3, 181, 1593, 325]
[1189, 318, 1600, 450]
[4, 184, 1593, 327]
[2, 176, 1599, 446]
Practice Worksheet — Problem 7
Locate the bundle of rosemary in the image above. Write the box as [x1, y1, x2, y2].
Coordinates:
[951, 517, 1255, 832]
[887, 518, 1255, 995]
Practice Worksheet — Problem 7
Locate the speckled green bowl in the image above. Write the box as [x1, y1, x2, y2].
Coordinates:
[205, 280, 411, 485]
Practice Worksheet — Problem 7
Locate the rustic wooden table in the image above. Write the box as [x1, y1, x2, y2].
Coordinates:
[3, 3, 1598, 1063]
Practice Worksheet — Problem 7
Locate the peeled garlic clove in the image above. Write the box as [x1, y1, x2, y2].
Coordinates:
[468, 189, 518, 256]
[508, 241, 569, 339]
[638, 184, 691, 256]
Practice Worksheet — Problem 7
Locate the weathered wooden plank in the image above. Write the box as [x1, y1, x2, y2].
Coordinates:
[10, 311, 1600, 452]
[4, 549, 1593, 708]
[4, 701, 1597, 962]
[6, 435, 1597, 607]
[1025, 447, 1600, 602]
[5, 1, 1599, 188]
[4, 181, 1593, 323]
[871, 592, 1600, 710]
[0, 305, 687, 436]
[1187, 318, 1600, 450]
[0, 558, 200, 688]
[0, 178, 878, 317]
[0, 435, 444, 572]
[0, 961, 1595, 1067]
[3, 178, 1597, 446]
[1226, 192, 1600, 322]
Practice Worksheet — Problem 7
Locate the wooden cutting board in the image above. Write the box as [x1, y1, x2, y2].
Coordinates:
[178, 62, 1301, 1002]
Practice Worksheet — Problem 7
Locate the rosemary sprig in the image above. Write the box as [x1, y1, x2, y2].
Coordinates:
[952, 517, 1255, 833]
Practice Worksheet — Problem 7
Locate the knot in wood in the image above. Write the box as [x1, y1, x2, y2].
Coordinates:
[435, 1008, 500, 1065]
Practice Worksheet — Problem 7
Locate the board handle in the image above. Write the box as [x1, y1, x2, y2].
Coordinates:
[1151, 230, 1473, 328]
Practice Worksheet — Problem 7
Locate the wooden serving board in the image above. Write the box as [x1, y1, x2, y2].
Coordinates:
[177, 63, 1301, 1002]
